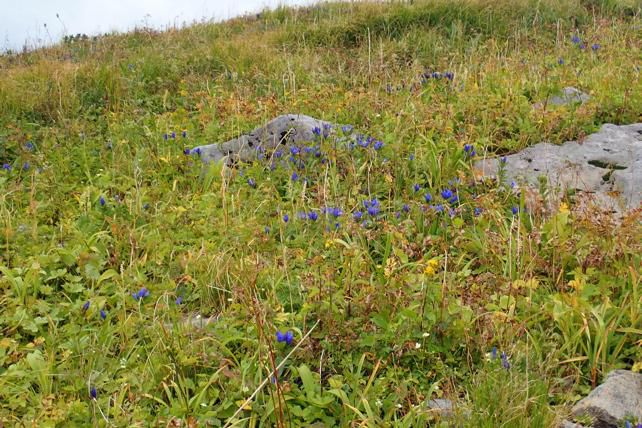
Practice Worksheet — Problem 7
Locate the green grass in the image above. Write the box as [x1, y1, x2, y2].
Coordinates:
[0, 0, 641, 426]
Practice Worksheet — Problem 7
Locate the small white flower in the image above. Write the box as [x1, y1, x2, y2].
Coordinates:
[375, 399, 382, 407]
[422, 332, 430, 338]
[396, 403, 402, 409]
[415, 342, 421, 349]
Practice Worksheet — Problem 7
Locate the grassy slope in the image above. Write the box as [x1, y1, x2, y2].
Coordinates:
[0, 0, 641, 426]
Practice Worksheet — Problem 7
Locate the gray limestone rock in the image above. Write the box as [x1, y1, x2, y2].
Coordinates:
[474, 123, 642, 213]
[427, 398, 454, 416]
[571, 370, 642, 428]
[192, 114, 337, 165]
[546, 86, 591, 107]
[560, 421, 587, 428]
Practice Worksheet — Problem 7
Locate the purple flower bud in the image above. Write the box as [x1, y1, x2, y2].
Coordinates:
[100, 309, 106, 320]
[82, 301, 90, 311]
[90, 387, 97, 399]
[441, 189, 453, 199]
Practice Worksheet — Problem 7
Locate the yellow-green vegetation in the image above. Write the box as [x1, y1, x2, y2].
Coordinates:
[0, 0, 641, 426]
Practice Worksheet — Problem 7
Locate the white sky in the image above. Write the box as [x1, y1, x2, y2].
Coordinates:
[0, 0, 318, 51]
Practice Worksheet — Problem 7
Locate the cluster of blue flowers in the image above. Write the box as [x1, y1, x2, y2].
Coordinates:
[421, 70, 454, 83]
[276, 330, 294, 345]
[463, 144, 476, 157]
[490, 347, 510, 370]
[571, 35, 600, 51]
[163, 130, 187, 141]
[81, 301, 107, 320]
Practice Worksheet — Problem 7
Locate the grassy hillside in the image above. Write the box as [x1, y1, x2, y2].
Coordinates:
[0, 0, 641, 426]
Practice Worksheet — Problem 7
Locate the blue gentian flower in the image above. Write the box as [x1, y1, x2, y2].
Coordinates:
[444, 71, 454, 80]
[591, 43, 600, 51]
[330, 207, 342, 217]
[571, 35, 581, 44]
[24, 142, 35, 151]
[163, 133, 168, 141]
[171, 132, 176, 139]
[274, 149, 283, 158]
[395, 212, 400, 219]
[433, 204, 444, 213]
[414, 184, 421, 192]
[175, 296, 183, 305]
[431, 71, 442, 79]
[297, 211, 307, 220]
[512, 206, 519, 215]
[2, 163, 11, 171]
[247, 178, 256, 188]
[99, 196, 105, 206]
[500, 156, 507, 164]
[264, 226, 270, 234]
[373, 140, 384, 150]
[182, 130, 187, 138]
[291, 172, 298, 181]
[132, 287, 150, 301]
[491, 347, 497, 360]
[449, 195, 459, 205]
[402, 204, 410, 213]
[22, 162, 30, 171]
[464, 144, 473, 153]
[424, 193, 432, 203]
[193, 148, 201, 156]
[90, 387, 97, 399]
[501, 352, 510, 370]
[290, 146, 300, 155]
[409, 154, 415, 161]
[183, 148, 190, 155]
[335, 222, 340, 229]
[474, 207, 482, 217]
[353, 211, 363, 220]
[285, 330, 294, 345]
[312, 127, 321, 136]
[100, 309, 106, 320]
[579, 43, 586, 50]
[441, 189, 453, 199]
[283, 214, 289, 223]
[308, 212, 318, 221]
[341, 125, 353, 134]
[82, 301, 90, 311]
[558, 58, 564, 65]
[276, 331, 285, 342]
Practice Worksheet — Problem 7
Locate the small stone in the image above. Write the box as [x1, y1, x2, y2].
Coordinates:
[427, 398, 454, 417]
[542, 86, 591, 107]
[560, 421, 587, 428]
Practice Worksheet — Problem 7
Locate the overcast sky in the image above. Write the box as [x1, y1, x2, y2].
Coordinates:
[0, 0, 317, 52]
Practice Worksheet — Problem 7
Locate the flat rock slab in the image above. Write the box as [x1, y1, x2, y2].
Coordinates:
[474, 123, 642, 212]
[571, 370, 642, 427]
[192, 114, 337, 165]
